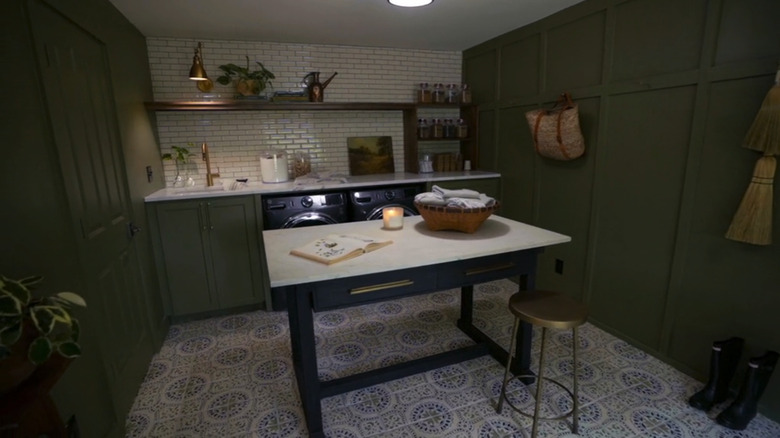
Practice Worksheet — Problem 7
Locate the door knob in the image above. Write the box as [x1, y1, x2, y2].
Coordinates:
[128, 222, 142, 237]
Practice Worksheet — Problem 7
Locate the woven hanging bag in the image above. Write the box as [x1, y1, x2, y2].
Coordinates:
[525, 92, 585, 160]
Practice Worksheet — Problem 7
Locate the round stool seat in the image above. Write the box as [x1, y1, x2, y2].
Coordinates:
[508, 290, 588, 330]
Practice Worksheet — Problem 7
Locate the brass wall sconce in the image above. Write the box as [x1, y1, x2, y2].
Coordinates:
[189, 42, 213, 92]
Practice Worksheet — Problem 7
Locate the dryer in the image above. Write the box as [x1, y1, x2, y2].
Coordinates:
[263, 192, 348, 229]
[348, 184, 424, 221]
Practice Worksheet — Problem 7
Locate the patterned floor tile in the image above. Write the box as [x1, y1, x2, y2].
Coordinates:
[125, 279, 780, 437]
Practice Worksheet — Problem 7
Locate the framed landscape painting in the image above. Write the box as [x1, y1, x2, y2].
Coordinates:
[347, 136, 395, 175]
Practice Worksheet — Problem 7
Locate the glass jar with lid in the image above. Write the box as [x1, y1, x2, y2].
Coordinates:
[260, 150, 289, 183]
[418, 118, 431, 139]
[444, 119, 456, 138]
[446, 84, 459, 103]
[417, 83, 431, 103]
[456, 118, 469, 138]
[432, 83, 445, 103]
[292, 151, 311, 178]
[460, 83, 472, 104]
[432, 118, 444, 138]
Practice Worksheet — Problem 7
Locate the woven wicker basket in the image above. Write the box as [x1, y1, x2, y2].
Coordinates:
[415, 201, 500, 233]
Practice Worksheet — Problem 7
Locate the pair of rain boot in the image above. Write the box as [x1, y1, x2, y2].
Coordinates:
[688, 337, 779, 431]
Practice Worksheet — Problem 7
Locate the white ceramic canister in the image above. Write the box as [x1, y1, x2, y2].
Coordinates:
[260, 150, 290, 183]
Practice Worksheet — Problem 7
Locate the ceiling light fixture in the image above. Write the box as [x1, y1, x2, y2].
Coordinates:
[388, 0, 433, 7]
[189, 42, 213, 92]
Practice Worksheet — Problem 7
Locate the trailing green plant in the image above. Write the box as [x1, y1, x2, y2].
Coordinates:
[216, 56, 275, 95]
[0, 275, 86, 365]
[161, 142, 196, 164]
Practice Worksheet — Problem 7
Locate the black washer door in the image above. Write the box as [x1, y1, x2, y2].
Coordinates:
[282, 212, 340, 228]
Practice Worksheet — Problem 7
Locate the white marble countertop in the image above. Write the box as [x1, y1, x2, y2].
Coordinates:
[262, 215, 571, 288]
[144, 171, 500, 202]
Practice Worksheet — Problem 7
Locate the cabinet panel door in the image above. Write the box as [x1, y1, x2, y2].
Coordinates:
[206, 197, 263, 309]
[156, 201, 214, 314]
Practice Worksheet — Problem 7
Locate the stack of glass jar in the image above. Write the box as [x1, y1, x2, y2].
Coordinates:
[417, 118, 469, 139]
[417, 83, 472, 104]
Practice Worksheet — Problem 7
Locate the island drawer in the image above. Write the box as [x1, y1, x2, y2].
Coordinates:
[312, 267, 436, 311]
[437, 251, 539, 289]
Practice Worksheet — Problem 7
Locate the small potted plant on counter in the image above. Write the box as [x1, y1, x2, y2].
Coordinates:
[162, 142, 196, 187]
[0, 274, 86, 394]
[216, 56, 275, 97]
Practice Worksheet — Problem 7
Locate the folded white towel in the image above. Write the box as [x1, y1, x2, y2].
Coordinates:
[446, 197, 486, 208]
[418, 187, 497, 208]
[414, 192, 447, 206]
[479, 194, 497, 207]
[432, 185, 482, 199]
[446, 195, 496, 208]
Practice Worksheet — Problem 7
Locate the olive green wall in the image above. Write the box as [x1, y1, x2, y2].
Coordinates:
[464, 0, 780, 421]
[2, 0, 164, 435]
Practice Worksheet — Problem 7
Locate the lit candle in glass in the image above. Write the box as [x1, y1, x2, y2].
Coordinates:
[382, 207, 404, 230]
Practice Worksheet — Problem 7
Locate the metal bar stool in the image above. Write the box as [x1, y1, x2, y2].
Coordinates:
[496, 290, 588, 438]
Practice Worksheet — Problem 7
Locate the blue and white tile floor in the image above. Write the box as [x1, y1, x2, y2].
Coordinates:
[126, 279, 780, 437]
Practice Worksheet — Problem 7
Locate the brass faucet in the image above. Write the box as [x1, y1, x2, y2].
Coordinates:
[201, 142, 220, 186]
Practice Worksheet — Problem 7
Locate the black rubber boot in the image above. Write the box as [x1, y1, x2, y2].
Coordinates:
[716, 350, 779, 430]
[688, 337, 744, 411]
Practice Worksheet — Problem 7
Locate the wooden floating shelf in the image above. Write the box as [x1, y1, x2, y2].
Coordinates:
[144, 101, 476, 112]
[145, 101, 418, 111]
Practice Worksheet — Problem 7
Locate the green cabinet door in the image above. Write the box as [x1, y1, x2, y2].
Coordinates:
[150, 195, 263, 317]
[154, 200, 214, 315]
[204, 197, 264, 309]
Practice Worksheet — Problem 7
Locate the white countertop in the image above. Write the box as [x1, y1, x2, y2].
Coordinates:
[262, 215, 571, 288]
[144, 171, 500, 202]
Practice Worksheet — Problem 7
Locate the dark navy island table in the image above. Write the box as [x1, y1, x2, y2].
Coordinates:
[262, 215, 570, 437]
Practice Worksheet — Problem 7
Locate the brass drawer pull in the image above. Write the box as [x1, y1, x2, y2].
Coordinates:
[465, 262, 516, 276]
[350, 279, 414, 295]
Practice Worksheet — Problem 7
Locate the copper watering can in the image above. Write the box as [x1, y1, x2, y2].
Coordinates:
[303, 71, 338, 102]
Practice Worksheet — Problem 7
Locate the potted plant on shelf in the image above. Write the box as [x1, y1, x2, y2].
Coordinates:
[0, 274, 86, 394]
[162, 142, 196, 187]
[216, 56, 275, 97]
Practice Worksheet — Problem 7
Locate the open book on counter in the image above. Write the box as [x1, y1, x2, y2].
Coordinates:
[290, 234, 393, 265]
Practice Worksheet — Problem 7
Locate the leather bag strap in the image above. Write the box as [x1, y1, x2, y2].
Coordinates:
[555, 108, 572, 160]
[533, 111, 545, 154]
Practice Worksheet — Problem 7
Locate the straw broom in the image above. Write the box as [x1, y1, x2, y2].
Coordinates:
[725, 68, 779, 245]
[725, 155, 775, 245]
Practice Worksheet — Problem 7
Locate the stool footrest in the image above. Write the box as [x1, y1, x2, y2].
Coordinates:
[497, 374, 575, 421]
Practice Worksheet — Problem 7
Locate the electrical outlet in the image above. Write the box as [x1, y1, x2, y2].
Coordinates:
[555, 259, 564, 275]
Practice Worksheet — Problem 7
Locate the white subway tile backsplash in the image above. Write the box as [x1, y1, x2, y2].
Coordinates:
[148, 37, 461, 187]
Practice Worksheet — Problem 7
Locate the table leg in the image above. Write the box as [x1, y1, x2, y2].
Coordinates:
[458, 282, 532, 376]
[286, 287, 324, 438]
[459, 284, 474, 325]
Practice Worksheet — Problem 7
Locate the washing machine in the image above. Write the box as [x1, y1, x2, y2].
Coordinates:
[263, 192, 348, 229]
[348, 184, 424, 221]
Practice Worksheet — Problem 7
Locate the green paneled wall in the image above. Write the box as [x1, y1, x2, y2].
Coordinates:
[464, 0, 780, 421]
[500, 36, 541, 99]
[592, 86, 695, 348]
